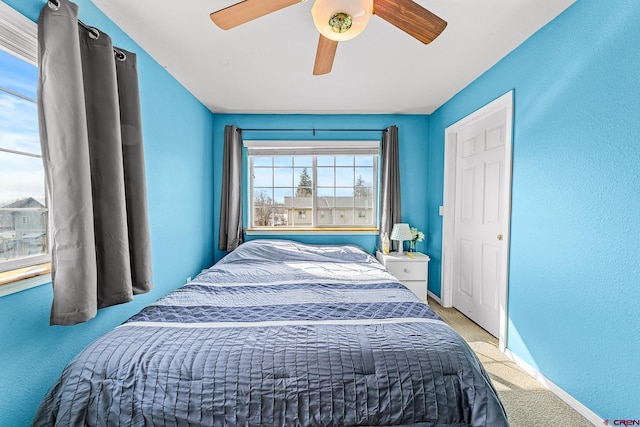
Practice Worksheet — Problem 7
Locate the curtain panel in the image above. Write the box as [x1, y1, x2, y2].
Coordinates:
[218, 125, 243, 252]
[38, 0, 152, 325]
[380, 125, 402, 247]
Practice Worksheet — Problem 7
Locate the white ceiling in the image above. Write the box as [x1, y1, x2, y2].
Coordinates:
[92, 0, 575, 115]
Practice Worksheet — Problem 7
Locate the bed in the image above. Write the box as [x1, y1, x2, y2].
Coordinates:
[33, 239, 508, 426]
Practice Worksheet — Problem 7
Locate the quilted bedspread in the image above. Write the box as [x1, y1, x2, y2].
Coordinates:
[32, 240, 508, 426]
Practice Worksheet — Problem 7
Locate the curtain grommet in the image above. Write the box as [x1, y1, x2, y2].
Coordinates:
[88, 27, 100, 40]
[114, 50, 127, 62]
[48, 0, 60, 11]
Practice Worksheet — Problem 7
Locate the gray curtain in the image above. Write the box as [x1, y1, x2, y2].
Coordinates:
[38, 0, 152, 325]
[218, 125, 243, 252]
[380, 125, 402, 244]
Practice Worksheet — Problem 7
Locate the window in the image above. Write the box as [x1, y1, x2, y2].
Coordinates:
[0, 2, 50, 295]
[246, 140, 379, 229]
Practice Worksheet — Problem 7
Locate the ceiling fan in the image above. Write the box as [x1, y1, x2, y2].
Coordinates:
[210, 0, 447, 75]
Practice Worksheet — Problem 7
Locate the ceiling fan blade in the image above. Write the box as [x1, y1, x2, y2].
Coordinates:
[210, 0, 302, 30]
[373, 0, 447, 44]
[313, 35, 338, 75]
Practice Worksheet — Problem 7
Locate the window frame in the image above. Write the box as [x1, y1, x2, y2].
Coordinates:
[0, 2, 51, 295]
[246, 140, 380, 231]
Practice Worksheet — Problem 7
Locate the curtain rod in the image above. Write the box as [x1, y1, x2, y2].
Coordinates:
[238, 128, 389, 135]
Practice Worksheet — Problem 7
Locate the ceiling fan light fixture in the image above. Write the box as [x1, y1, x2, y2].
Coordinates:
[311, 0, 373, 42]
[329, 12, 352, 34]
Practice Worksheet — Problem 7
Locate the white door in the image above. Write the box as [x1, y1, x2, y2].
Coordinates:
[451, 108, 507, 337]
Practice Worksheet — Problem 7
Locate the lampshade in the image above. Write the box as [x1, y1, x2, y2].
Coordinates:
[311, 0, 373, 42]
[390, 223, 412, 254]
[390, 223, 413, 241]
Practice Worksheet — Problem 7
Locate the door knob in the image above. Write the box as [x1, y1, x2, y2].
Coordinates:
[497, 234, 503, 241]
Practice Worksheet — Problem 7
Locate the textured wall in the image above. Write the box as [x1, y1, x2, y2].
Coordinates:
[427, 0, 640, 419]
[0, 1, 215, 425]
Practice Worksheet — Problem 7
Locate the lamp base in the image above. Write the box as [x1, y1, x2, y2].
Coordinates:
[397, 242, 404, 255]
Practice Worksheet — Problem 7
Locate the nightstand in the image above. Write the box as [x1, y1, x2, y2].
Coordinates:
[376, 251, 430, 300]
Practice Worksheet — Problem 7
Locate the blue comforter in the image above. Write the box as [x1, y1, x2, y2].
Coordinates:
[33, 240, 508, 426]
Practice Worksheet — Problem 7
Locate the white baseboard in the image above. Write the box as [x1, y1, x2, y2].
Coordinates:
[427, 290, 441, 304]
[502, 349, 603, 426]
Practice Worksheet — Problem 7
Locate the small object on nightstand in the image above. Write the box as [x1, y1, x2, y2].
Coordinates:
[381, 232, 390, 254]
[376, 251, 430, 301]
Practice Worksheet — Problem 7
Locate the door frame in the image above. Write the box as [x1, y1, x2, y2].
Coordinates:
[441, 90, 514, 351]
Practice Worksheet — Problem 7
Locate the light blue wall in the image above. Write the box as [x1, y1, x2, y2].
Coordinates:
[427, 0, 640, 419]
[0, 1, 215, 426]
[212, 114, 430, 262]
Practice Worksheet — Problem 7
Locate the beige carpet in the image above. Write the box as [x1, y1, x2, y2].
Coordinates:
[427, 299, 595, 427]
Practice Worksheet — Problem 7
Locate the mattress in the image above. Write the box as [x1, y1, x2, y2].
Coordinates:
[32, 239, 508, 426]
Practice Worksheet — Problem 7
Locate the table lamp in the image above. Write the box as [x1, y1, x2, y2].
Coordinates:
[390, 223, 412, 255]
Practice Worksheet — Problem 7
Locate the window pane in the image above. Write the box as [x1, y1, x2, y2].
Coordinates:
[355, 188, 373, 207]
[295, 188, 312, 199]
[0, 154, 47, 262]
[253, 168, 272, 186]
[273, 156, 291, 167]
[0, 209, 47, 260]
[271, 205, 288, 226]
[274, 188, 292, 206]
[316, 187, 334, 206]
[293, 195, 313, 209]
[273, 167, 293, 187]
[336, 208, 354, 224]
[317, 156, 333, 167]
[355, 168, 373, 207]
[294, 156, 312, 167]
[316, 208, 332, 225]
[253, 156, 272, 167]
[253, 207, 274, 226]
[293, 194, 312, 226]
[317, 167, 334, 186]
[253, 189, 273, 207]
[294, 167, 312, 196]
[0, 151, 45, 204]
[253, 188, 273, 227]
[335, 168, 353, 187]
[355, 155, 374, 167]
[335, 155, 353, 167]
[335, 188, 353, 198]
[0, 50, 37, 100]
[0, 92, 40, 155]
[316, 197, 333, 218]
[354, 209, 371, 224]
[355, 167, 373, 186]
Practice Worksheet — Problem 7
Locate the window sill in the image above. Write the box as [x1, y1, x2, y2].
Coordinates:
[0, 263, 51, 297]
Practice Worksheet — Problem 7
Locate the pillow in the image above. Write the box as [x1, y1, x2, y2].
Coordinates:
[219, 239, 373, 265]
